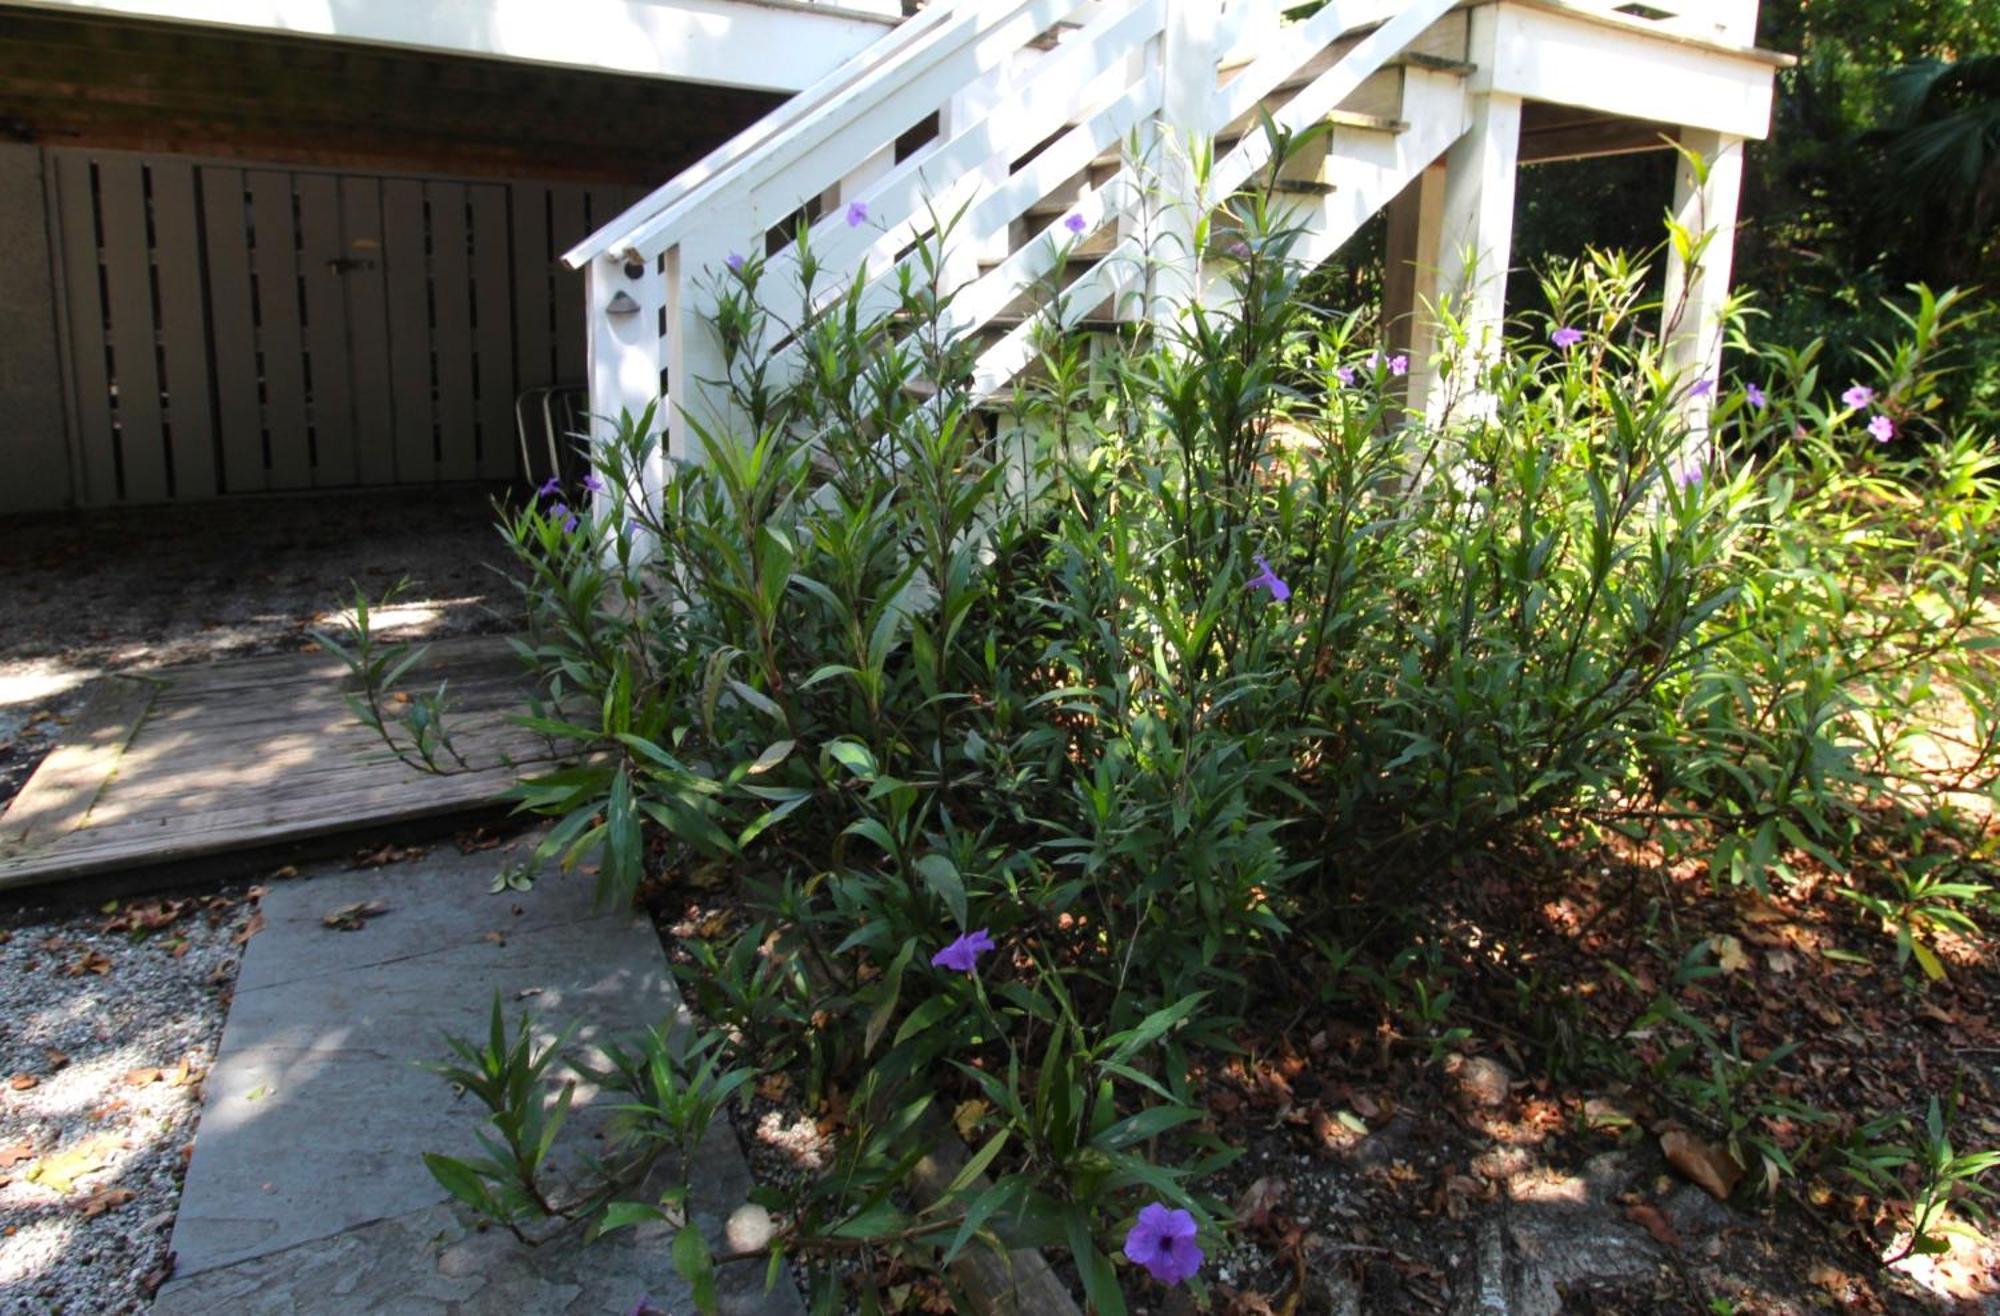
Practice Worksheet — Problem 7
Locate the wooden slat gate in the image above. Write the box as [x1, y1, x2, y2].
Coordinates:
[45, 147, 639, 505]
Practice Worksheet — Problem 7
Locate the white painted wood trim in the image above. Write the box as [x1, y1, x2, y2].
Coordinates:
[1479, 2, 1780, 139]
[6, 0, 900, 94]
[570, 0, 1082, 267]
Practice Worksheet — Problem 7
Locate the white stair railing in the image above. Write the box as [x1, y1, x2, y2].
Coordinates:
[565, 0, 1462, 465]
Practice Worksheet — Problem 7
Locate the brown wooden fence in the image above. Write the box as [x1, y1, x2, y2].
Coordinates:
[45, 147, 640, 504]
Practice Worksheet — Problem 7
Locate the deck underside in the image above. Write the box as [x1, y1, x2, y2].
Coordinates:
[0, 636, 543, 891]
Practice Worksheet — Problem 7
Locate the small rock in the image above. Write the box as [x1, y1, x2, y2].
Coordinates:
[1446, 1055, 1514, 1110]
[725, 1202, 775, 1252]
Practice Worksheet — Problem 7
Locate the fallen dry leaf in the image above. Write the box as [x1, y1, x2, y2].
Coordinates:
[25, 1134, 122, 1195]
[1710, 934, 1750, 974]
[80, 1186, 135, 1218]
[321, 900, 391, 932]
[950, 1098, 988, 1142]
[1236, 1175, 1288, 1228]
[8, 1074, 37, 1091]
[41, 1050, 66, 1071]
[0, 1141, 37, 1170]
[1625, 1202, 1682, 1249]
[355, 843, 425, 868]
[122, 1067, 163, 1088]
[1661, 1130, 1743, 1201]
[232, 911, 266, 946]
[62, 950, 114, 977]
[167, 1056, 200, 1088]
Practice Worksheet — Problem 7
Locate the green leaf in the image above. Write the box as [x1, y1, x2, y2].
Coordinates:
[831, 1196, 909, 1240]
[673, 1223, 719, 1315]
[865, 938, 916, 1057]
[914, 853, 968, 929]
[1092, 1104, 1199, 1151]
[597, 1200, 669, 1236]
[1103, 992, 1207, 1066]
[942, 1129, 1010, 1200]
[422, 1154, 492, 1214]
[747, 739, 796, 775]
[893, 993, 959, 1047]
[1910, 940, 1947, 982]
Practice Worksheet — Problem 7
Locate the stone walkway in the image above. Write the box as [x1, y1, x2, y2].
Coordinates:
[152, 839, 800, 1315]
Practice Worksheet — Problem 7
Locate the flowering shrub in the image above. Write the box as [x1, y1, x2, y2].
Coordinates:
[334, 151, 2000, 1308]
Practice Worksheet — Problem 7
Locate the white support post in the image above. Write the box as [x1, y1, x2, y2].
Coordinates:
[1424, 90, 1521, 421]
[586, 251, 668, 520]
[1147, 0, 1216, 321]
[1383, 161, 1447, 414]
[1660, 128, 1745, 433]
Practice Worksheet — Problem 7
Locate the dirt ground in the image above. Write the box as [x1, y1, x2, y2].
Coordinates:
[0, 486, 520, 810]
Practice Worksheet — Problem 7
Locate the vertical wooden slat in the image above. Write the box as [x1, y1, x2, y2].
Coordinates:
[469, 185, 518, 480]
[148, 159, 217, 499]
[246, 170, 310, 488]
[510, 185, 553, 393]
[96, 156, 167, 501]
[425, 181, 476, 482]
[202, 166, 264, 494]
[296, 173, 357, 486]
[52, 152, 118, 505]
[550, 185, 589, 384]
[339, 177, 396, 486]
[381, 178, 435, 482]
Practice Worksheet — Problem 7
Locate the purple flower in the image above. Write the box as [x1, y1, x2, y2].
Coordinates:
[1841, 384, 1875, 409]
[1064, 213, 1087, 236]
[1335, 365, 1356, 387]
[627, 1296, 669, 1316]
[1551, 326, 1584, 350]
[725, 251, 745, 273]
[1249, 554, 1291, 604]
[1868, 414, 1895, 443]
[537, 476, 562, 499]
[1670, 456, 1703, 489]
[1387, 353, 1409, 378]
[931, 928, 994, 973]
[844, 200, 869, 228]
[1227, 239, 1251, 259]
[552, 503, 579, 533]
[582, 473, 607, 495]
[1745, 382, 1767, 410]
[1124, 1203, 1203, 1286]
[1689, 377, 1714, 399]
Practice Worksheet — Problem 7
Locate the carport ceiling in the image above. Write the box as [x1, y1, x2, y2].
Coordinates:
[0, 6, 783, 183]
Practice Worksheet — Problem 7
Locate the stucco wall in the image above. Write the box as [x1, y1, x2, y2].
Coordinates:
[0, 145, 72, 512]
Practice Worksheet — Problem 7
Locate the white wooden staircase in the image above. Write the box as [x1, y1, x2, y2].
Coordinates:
[566, 0, 1782, 457]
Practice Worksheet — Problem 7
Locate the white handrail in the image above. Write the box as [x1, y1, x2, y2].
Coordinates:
[566, 0, 1094, 268]
[562, 0, 957, 270]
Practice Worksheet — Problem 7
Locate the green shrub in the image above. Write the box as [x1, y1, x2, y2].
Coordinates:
[333, 158, 2000, 1307]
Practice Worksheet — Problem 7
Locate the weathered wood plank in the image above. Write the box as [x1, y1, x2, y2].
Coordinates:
[0, 637, 551, 891]
[0, 676, 161, 857]
[148, 159, 219, 499]
[510, 184, 555, 394]
[95, 155, 168, 502]
[469, 185, 518, 480]
[550, 185, 590, 385]
[247, 169, 312, 489]
[382, 178, 436, 482]
[201, 165, 268, 494]
[426, 180, 478, 482]
[51, 151, 119, 505]
[340, 176, 398, 486]
[298, 172, 358, 486]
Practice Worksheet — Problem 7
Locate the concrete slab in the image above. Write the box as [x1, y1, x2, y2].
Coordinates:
[156, 842, 800, 1314]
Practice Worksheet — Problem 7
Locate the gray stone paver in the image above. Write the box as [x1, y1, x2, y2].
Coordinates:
[154, 839, 800, 1315]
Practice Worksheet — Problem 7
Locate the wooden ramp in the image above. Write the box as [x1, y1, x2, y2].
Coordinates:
[0, 636, 544, 891]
